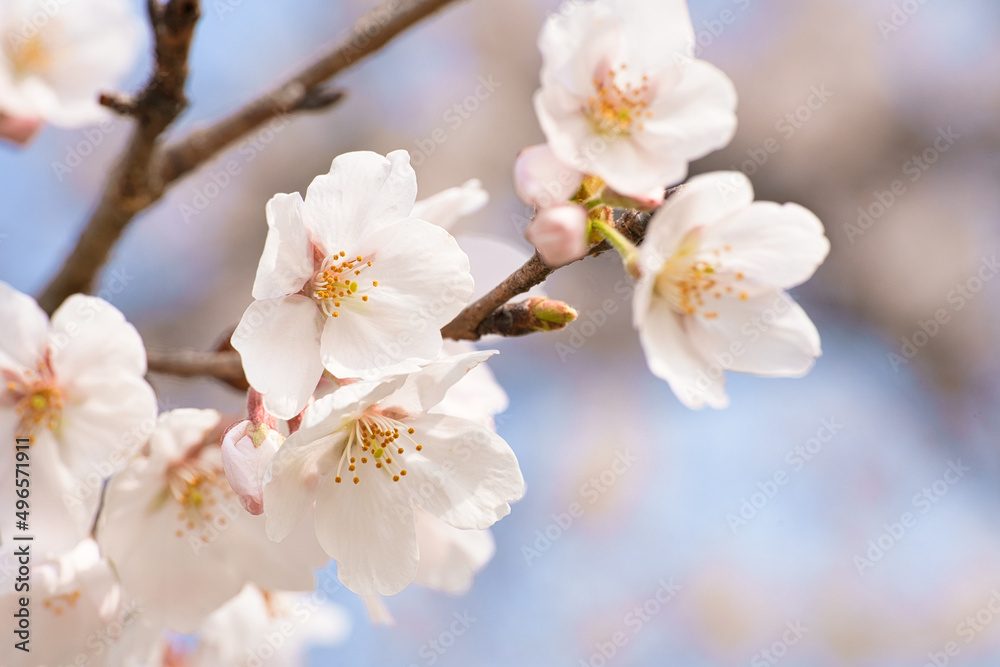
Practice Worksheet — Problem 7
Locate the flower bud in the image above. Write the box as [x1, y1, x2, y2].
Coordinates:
[221, 419, 282, 515]
[526, 297, 578, 331]
[526, 203, 588, 267]
[514, 144, 584, 207]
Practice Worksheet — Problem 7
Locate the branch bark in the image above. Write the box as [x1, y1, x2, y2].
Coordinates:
[146, 348, 247, 390]
[37, 0, 465, 314]
[440, 207, 654, 340]
[37, 0, 201, 314]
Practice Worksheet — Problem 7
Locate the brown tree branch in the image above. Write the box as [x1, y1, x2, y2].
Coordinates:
[36, 0, 466, 314]
[441, 207, 655, 340]
[143, 203, 666, 387]
[146, 348, 247, 390]
[37, 0, 201, 314]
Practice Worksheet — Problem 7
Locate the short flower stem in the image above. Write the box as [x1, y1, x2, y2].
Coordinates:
[591, 215, 640, 275]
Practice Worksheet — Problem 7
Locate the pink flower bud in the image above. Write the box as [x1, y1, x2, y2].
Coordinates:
[221, 419, 282, 515]
[514, 144, 584, 207]
[0, 114, 42, 146]
[526, 204, 588, 267]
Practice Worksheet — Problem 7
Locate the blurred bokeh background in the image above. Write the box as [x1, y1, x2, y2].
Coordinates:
[3, 0, 1000, 664]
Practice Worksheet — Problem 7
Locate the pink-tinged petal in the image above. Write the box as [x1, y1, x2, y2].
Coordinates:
[513, 144, 583, 207]
[231, 296, 325, 420]
[0, 114, 42, 145]
[382, 350, 497, 417]
[313, 457, 419, 596]
[641, 171, 755, 264]
[0, 281, 48, 372]
[701, 202, 830, 290]
[263, 432, 342, 542]
[414, 508, 495, 594]
[686, 291, 822, 377]
[402, 413, 524, 530]
[302, 150, 416, 254]
[411, 179, 489, 231]
[252, 192, 314, 300]
[57, 372, 157, 476]
[637, 297, 728, 409]
[526, 204, 588, 268]
[49, 294, 148, 379]
[221, 420, 282, 515]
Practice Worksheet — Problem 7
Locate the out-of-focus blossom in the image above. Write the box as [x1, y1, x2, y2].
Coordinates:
[97, 409, 328, 633]
[633, 172, 830, 408]
[175, 583, 350, 667]
[411, 178, 490, 231]
[0, 539, 135, 666]
[232, 150, 474, 420]
[0, 283, 156, 555]
[0, 0, 141, 130]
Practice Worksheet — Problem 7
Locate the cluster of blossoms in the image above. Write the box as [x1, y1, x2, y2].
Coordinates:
[0, 0, 830, 663]
[515, 0, 829, 408]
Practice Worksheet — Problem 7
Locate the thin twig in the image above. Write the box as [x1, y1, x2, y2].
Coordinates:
[37, 0, 466, 314]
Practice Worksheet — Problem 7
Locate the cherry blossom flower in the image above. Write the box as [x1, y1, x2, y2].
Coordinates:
[0, 539, 130, 667]
[263, 350, 524, 596]
[177, 583, 350, 667]
[633, 172, 830, 408]
[0, 283, 157, 556]
[97, 409, 329, 633]
[534, 0, 737, 196]
[0, 0, 142, 129]
[232, 150, 475, 420]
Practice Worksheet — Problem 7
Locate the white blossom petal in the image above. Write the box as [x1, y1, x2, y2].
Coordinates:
[637, 297, 728, 409]
[252, 192, 314, 300]
[232, 296, 325, 420]
[313, 457, 419, 596]
[414, 508, 495, 594]
[302, 150, 417, 254]
[686, 292, 822, 377]
[404, 413, 524, 531]
[699, 201, 831, 290]
[0, 280, 48, 371]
